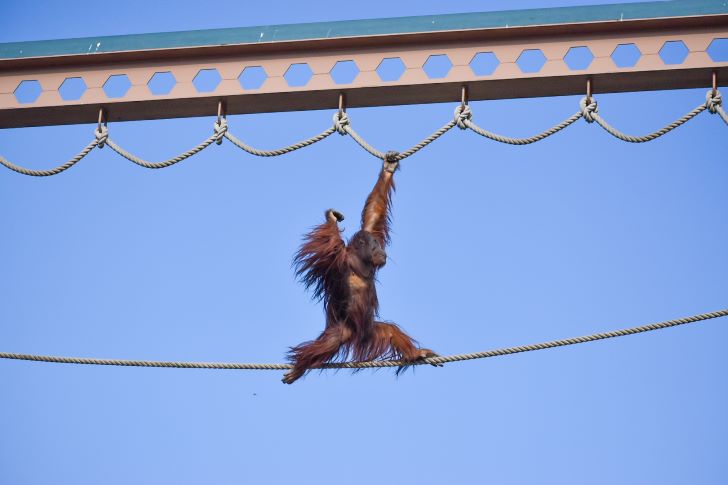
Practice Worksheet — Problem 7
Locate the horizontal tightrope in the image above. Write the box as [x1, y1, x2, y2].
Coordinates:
[1, 308, 725, 371]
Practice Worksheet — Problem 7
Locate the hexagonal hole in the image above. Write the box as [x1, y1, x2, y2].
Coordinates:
[148, 71, 176, 95]
[376, 57, 406, 82]
[564, 46, 594, 70]
[59, 77, 87, 101]
[423, 54, 453, 79]
[238, 66, 267, 90]
[611, 43, 642, 68]
[659, 40, 689, 65]
[103, 74, 131, 98]
[284, 63, 313, 87]
[516, 49, 547, 73]
[330, 60, 359, 85]
[14, 80, 42, 104]
[469, 52, 499, 76]
[707, 38, 728, 62]
[193, 69, 222, 93]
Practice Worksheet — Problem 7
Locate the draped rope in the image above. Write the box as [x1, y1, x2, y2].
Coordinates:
[222, 118, 337, 157]
[2, 89, 724, 176]
[579, 95, 708, 143]
[100, 123, 224, 169]
[455, 105, 584, 144]
[0, 139, 98, 176]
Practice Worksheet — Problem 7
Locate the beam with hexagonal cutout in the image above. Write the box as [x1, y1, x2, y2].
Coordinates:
[0, 5, 726, 128]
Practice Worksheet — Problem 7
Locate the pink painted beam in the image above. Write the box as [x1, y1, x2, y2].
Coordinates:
[0, 14, 726, 128]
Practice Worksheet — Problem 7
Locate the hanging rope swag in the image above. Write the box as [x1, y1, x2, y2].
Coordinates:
[1, 308, 725, 371]
[1, 82, 726, 176]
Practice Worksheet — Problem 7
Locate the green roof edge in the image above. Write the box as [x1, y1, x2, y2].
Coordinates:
[1, 0, 725, 59]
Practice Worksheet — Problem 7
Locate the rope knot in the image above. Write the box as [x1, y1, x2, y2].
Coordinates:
[95, 125, 108, 149]
[214, 118, 228, 145]
[705, 89, 722, 114]
[333, 111, 350, 135]
[579, 96, 598, 123]
[383, 151, 400, 173]
[454, 104, 472, 130]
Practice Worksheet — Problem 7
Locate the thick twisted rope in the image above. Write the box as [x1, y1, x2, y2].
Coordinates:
[222, 118, 336, 156]
[0, 138, 98, 176]
[418, 307, 728, 367]
[578, 92, 715, 143]
[334, 111, 457, 161]
[101, 124, 223, 169]
[714, 105, 728, 125]
[1, 90, 726, 176]
[1, 308, 724, 371]
[456, 105, 584, 145]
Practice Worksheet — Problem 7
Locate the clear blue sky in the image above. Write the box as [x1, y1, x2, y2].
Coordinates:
[1, 1, 726, 484]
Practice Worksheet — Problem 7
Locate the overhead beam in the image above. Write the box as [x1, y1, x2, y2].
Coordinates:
[0, 1, 727, 128]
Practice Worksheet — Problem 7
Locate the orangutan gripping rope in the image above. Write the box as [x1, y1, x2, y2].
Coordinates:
[283, 155, 437, 384]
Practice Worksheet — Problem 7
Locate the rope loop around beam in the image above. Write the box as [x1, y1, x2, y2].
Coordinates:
[95, 125, 108, 148]
[579, 96, 599, 123]
[454, 104, 472, 130]
[333, 111, 350, 135]
[213, 118, 228, 145]
[705, 89, 722, 114]
[705, 89, 728, 126]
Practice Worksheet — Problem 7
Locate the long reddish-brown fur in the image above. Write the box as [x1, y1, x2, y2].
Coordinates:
[283, 160, 436, 384]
